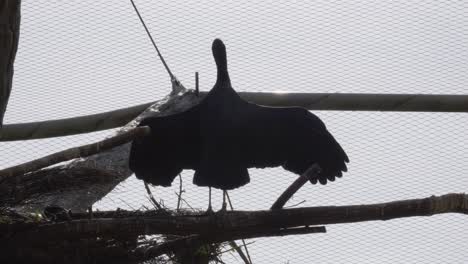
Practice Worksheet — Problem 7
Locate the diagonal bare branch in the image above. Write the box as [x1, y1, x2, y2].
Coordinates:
[0, 126, 150, 182]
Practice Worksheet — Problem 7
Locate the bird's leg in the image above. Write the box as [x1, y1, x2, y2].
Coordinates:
[221, 190, 228, 212]
[206, 187, 214, 213]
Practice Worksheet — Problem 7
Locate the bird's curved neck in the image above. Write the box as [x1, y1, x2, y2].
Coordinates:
[215, 56, 230, 86]
[216, 72, 230, 87]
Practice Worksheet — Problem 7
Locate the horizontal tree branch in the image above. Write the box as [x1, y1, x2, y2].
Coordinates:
[4, 193, 466, 245]
[2, 92, 467, 141]
[0, 102, 151, 141]
[239, 92, 468, 112]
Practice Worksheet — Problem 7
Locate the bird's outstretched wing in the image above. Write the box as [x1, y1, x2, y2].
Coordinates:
[240, 104, 349, 185]
[129, 107, 201, 186]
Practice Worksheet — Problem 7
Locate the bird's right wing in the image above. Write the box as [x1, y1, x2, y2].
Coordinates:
[240, 103, 349, 185]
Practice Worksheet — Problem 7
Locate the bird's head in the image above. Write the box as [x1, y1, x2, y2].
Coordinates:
[212, 39, 229, 82]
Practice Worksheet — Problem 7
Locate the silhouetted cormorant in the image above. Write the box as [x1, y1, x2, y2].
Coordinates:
[129, 39, 349, 195]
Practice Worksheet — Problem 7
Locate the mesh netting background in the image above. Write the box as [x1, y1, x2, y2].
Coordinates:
[2, 1, 468, 263]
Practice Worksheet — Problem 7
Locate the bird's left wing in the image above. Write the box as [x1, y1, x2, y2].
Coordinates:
[239, 103, 349, 184]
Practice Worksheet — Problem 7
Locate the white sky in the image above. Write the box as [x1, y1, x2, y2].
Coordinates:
[2, 1, 468, 263]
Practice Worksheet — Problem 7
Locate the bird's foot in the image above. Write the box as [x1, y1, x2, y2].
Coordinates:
[218, 201, 228, 213]
[205, 205, 215, 215]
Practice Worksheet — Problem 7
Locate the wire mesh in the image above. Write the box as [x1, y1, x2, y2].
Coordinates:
[2, 1, 468, 263]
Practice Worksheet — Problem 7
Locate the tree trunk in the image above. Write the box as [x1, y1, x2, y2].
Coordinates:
[0, 0, 21, 127]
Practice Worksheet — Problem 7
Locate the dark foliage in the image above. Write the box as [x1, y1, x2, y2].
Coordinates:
[43, 205, 72, 222]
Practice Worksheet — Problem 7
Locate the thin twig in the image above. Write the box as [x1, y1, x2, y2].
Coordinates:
[220, 241, 255, 255]
[180, 197, 195, 211]
[284, 200, 307, 209]
[195, 72, 199, 96]
[177, 174, 183, 210]
[130, 0, 174, 80]
[226, 241, 249, 264]
[0, 126, 150, 182]
[119, 198, 136, 211]
[144, 182, 163, 210]
[225, 192, 253, 264]
[87, 206, 93, 220]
